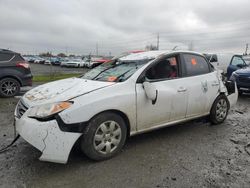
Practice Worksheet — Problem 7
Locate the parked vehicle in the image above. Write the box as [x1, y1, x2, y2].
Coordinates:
[0, 49, 32, 97]
[50, 57, 61, 66]
[204, 53, 246, 78]
[60, 59, 83, 67]
[25, 56, 35, 63]
[229, 62, 250, 95]
[44, 58, 51, 65]
[82, 57, 91, 67]
[15, 51, 237, 163]
[34, 57, 45, 64]
[87, 58, 110, 68]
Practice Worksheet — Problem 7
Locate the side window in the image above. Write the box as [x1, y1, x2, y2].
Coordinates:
[183, 54, 210, 76]
[231, 56, 245, 66]
[146, 56, 178, 80]
[0, 53, 14, 61]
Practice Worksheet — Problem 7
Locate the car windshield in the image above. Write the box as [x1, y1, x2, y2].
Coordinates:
[81, 58, 153, 82]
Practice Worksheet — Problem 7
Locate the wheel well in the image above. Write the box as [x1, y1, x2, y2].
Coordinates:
[210, 93, 230, 113]
[0, 76, 22, 86]
[93, 110, 131, 138]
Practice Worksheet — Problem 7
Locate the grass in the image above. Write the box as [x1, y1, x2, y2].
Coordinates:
[33, 73, 82, 83]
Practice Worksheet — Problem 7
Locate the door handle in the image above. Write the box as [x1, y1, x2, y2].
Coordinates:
[177, 87, 187, 92]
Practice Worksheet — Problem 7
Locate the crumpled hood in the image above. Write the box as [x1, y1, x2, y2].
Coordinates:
[235, 66, 250, 75]
[23, 78, 115, 107]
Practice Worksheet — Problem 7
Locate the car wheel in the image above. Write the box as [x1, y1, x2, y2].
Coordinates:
[238, 90, 243, 96]
[210, 94, 229, 125]
[81, 112, 127, 161]
[0, 78, 20, 97]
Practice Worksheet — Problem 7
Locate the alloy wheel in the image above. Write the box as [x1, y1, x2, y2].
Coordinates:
[0, 80, 18, 96]
[216, 99, 228, 121]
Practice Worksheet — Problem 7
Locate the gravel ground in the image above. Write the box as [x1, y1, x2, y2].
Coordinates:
[0, 95, 250, 188]
[29, 63, 89, 76]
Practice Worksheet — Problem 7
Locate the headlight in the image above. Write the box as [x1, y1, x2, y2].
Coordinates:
[230, 72, 238, 81]
[28, 101, 73, 120]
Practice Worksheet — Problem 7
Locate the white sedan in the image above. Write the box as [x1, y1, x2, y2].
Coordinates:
[60, 59, 83, 67]
[14, 51, 238, 163]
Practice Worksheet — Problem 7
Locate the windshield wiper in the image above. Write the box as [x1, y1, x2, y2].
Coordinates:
[92, 63, 125, 80]
[115, 68, 134, 82]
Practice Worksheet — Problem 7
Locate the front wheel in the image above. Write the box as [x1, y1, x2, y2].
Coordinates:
[81, 112, 127, 161]
[210, 94, 229, 125]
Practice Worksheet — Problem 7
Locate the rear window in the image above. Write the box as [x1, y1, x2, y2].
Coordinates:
[183, 54, 210, 76]
[0, 53, 14, 61]
[0, 53, 24, 62]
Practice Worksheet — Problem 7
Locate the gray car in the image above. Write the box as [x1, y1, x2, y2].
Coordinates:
[0, 49, 32, 97]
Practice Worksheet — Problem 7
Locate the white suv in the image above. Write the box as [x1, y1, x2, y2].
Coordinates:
[15, 51, 238, 163]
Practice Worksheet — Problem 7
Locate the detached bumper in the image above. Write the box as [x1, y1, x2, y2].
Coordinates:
[15, 114, 82, 164]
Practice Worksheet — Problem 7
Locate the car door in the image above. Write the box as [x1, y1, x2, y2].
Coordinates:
[136, 54, 188, 131]
[227, 55, 246, 79]
[181, 53, 219, 117]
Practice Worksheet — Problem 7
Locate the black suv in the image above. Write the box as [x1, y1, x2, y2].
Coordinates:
[0, 49, 32, 97]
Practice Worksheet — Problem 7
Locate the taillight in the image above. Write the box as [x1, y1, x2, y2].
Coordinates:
[16, 61, 30, 69]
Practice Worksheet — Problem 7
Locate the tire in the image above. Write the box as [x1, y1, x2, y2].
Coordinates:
[0, 78, 20, 98]
[210, 94, 229, 125]
[81, 112, 127, 161]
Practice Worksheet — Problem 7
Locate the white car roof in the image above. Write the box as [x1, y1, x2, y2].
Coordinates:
[119, 50, 204, 61]
[119, 51, 167, 61]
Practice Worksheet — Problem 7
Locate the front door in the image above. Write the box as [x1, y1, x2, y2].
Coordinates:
[227, 55, 246, 79]
[136, 55, 188, 131]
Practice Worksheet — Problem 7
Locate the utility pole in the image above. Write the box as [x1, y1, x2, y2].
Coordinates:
[96, 42, 99, 56]
[156, 33, 159, 50]
[244, 43, 248, 55]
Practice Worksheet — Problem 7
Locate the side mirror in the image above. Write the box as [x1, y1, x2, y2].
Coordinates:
[236, 64, 243, 68]
[143, 82, 158, 105]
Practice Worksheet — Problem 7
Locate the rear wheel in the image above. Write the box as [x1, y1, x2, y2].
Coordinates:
[210, 94, 229, 125]
[0, 78, 20, 97]
[81, 112, 127, 161]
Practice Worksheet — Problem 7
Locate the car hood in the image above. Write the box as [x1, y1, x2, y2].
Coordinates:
[23, 77, 115, 107]
[235, 66, 250, 75]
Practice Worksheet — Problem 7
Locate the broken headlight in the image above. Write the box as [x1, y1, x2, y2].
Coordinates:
[230, 72, 238, 82]
[28, 101, 73, 120]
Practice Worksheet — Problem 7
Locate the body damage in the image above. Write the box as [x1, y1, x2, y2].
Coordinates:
[23, 78, 115, 106]
[15, 51, 238, 164]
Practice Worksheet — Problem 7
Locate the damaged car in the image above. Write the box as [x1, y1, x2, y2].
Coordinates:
[15, 51, 238, 164]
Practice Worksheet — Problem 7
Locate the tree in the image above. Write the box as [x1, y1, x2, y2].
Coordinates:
[57, 53, 67, 57]
[39, 52, 53, 57]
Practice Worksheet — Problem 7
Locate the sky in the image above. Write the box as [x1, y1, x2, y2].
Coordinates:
[0, 0, 250, 56]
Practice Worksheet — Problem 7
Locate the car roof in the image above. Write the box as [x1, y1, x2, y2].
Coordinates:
[0, 49, 16, 54]
[119, 50, 204, 61]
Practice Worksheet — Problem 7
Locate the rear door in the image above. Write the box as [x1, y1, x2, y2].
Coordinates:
[181, 53, 219, 117]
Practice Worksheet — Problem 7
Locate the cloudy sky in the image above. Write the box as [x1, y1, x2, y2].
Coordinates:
[0, 0, 250, 56]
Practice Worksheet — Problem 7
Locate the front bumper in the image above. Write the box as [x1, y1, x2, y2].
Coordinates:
[15, 113, 82, 164]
